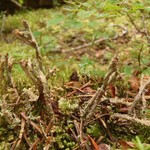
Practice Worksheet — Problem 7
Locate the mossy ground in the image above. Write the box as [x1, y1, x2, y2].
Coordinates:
[0, 2, 150, 149]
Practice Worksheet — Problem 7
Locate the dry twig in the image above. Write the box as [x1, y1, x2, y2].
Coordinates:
[111, 113, 150, 127]
[129, 76, 150, 117]
[13, 20, 43, 70]
[0, 12, 6, 36]
[12, 117, 26, 149]
[20, 112, 43, 135]
[60, 26, 128, 53]
[82, 55, 118, 119]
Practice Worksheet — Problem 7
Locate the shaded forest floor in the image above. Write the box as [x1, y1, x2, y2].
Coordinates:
[0, 2, 150, 150]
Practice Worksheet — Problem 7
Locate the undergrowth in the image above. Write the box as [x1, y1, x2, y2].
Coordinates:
[0, 0, 150, 149]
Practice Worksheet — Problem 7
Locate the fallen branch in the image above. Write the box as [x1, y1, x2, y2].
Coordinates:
[111, 113, 150, 127]
[58, 25, 128, 53]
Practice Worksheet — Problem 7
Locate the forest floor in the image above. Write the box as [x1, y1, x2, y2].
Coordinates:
[0, 2, 150, 150]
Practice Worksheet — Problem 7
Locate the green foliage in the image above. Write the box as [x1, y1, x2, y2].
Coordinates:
[58, 98, 79, 114]
[86, 123, 101, 138]
[18, 0, 24, 4]
[133, 136, 150, 150]
[52, 125, 76, 149]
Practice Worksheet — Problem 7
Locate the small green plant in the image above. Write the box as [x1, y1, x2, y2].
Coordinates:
[133, 136, 150, 150]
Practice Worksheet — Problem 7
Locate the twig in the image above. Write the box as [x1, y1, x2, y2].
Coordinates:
[13, 20, 43, 70]
[85, 114, 110, 126]
[4, 54, 21, 103]
[79, 118, 85, 150]
[10, 0, 23, 9]
[127, 13, 145, 35]
[82, 55, 118, 119]
[29, 138, 40, 150]
[20, 112, 43, 135]
[67, 81, 92, 97]
[137, 45, 143, 69]
[20, 60, 54, 115]
[140, 10, 150, 45]
[0, 11, 6, 36]
[97, 116, 115, 141]
[142, 91, 146, 117]
[61, 26, 128, 53]
[12, 117, 26, 149]
[111, 113, 150, 127]
[16, 117, 26, 147]
[45, 118, 54, 135]
[129, 76, 150, 117]
[69, 128, 78, 142]
[62, 38, 106, 53]
[127, 13, 150, 49]
[23, 133, 31, 147]
[4, 54, 14, 86]
[0, 55, 5, 81]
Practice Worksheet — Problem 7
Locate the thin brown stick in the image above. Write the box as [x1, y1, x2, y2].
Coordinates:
[127, 13, 150, 49]
[0, 12, 6, 36]
[142, 92, 146, 116]
[140, 10, 150, 45]
[129, 77, 150, 117]
[0, 55, 5, 81]
[20, 112, 43, 135]
[20, 60, 54, 115]
[127, 13, 145, 35]
[13, 20, 43, 70]
[111, 113, 150, 127]
[61, 26, 128, 53]
[137, 45, 143, 69]
[82, 55, 118, 119]
[67, 81, 92, 97]
[10, 0, 23, 9]
[23, 133, 31, 147]
[12, 117, 26, 149]
[29, 138, 40, 150]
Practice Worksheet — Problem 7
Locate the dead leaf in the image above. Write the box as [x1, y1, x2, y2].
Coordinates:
[65, 81, 81, 88]
[82, 87, 95, 94]
[118, 140, 134, 150]
[108, 84, 116, 98]
[88, 135, 100, 150]
[119, 106, 130, 113]
[128, 76, 140, 92]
